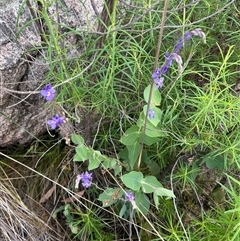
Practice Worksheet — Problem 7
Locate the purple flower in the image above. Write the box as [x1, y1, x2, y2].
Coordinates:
[40, 84, 55, 101]
[75, 171, 93, 189]
[47, 114, 64, 129]
[152, 68, 162, 79]
[153, 76, 164, 89]
[126, 192, 135, 202]
[148, 109, 155, 119]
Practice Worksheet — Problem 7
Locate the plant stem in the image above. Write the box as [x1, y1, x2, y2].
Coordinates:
[137, 0, 169, 170]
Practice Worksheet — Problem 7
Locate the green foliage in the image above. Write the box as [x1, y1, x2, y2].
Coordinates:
[203, 152, 225, 170]
[15, 0, 240, 240]
[73, 134, 121, 174]
[54, 204, 112, 240]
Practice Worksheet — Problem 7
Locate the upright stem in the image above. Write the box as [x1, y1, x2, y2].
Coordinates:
[137, 0, 169, 170]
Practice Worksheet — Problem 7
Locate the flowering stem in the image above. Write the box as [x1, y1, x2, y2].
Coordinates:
[137, 0, 169, 170]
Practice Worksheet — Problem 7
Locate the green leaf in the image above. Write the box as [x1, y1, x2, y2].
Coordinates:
[71, 134, 84, 145]
[127, 143, 141, 170]
[153, 192, 159, 210]
[203, 153, 225, 170]
[63, 204, 72, 221]
[76, 145, 91, 161]
[73, 152, 82, 162]
[88, 158, 100, 170]
[118, 147, 128, 162]
[137, 112, 166, 138]
[98, 188, 123, 207]
[141, 176, 162, 193]
[120, 125, 141, 145]
[119, 204, 127, 218]
[142, 152, 160, 175]
[143, 105, 162, 127]
[152, 88, 162, 105]
[102, 158, 117, 169]
[144, 84, 161, 105]
[52, 205, 65, 219]
[154, 187, 175, 198]
[145, 124, 166, 138]
[114, 164, 122, 176]
[102, 158, 122, 175]
[121, 171, 143, 191]
[69, 223, 78, 234]
[135, 192, 150, 215]
[143, 135, 160, 146]
[88, 150, 103, 170]
[136, 111, 146, 128]
[144, 84, 151, 103]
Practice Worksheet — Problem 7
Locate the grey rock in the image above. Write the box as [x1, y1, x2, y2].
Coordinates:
[0, 0, 102, 147]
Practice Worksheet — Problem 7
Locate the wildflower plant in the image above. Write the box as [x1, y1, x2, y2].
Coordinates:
[13, 0, 240, 240]
[38, 24, 206, 220]
[70, 28, 206, 217]
[36, 0, 206, 230]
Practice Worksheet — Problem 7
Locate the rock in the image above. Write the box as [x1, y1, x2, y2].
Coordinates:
[0, 0, 102, 147]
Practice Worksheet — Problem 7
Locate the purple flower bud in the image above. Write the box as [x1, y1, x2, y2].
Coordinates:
[148, 109, 155, 119]
[174, 37, 184, 53]
[40, 84, 55, 101]
[160, 64, 170, 75]
[173, 29, 205, 53]
[47, 114, 64, 129]
[190, 28, 206, 43]
[167, 53, 183, 73]
[184, 31, 192, 41]
[151, 28, 205, 90]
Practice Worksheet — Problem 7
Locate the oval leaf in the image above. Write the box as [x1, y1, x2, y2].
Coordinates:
[120, 126, 141, 145]
[76, 145, 90, 161]
[135, 192, 150, 215]
[204, 153, 225, 170]
[144, 84, 161, 105]
[98, 188, 123, 207]
[71, 134, 84, 145]
[121, 171, 143, 191]
[141, 176, 162, 193]
[127, 143, 141, 170]
[154, 187, 175, 198]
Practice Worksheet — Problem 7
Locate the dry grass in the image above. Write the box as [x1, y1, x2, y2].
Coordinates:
[0, 148, 72, 241]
